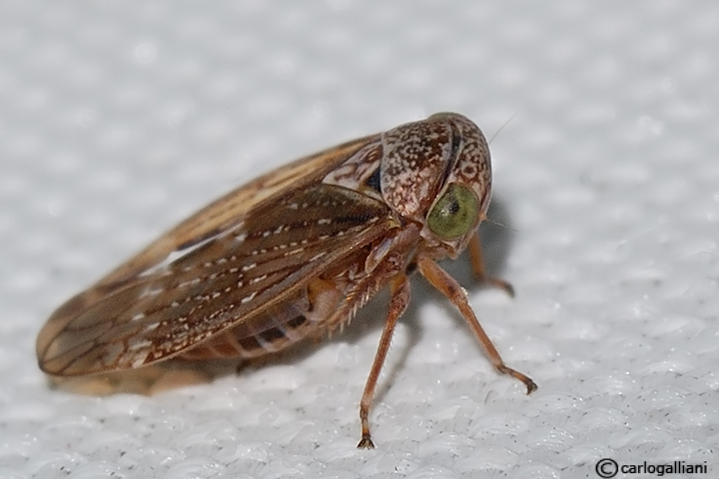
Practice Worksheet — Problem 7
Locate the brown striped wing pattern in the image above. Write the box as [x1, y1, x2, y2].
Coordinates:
[91, 135, 377, 289]
[37, 156, 397, 376]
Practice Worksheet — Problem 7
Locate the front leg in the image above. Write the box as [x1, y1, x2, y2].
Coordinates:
[417, 254, 537, 394]
[357, 271, 410, 449]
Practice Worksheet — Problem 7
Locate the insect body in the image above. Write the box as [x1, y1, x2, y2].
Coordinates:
[37, 112, 536, 448]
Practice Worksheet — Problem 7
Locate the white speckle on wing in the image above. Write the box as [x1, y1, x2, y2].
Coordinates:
[131, 354, 149, 368]
[250, 274, 268, 285]
[128, 339, 152, 351]
[140, 234, 221, 277]
[241, 292, 257, 304]
[310, 252, 327, 261]
[178, 278, 202, 288]
[140, 286, 164, 298]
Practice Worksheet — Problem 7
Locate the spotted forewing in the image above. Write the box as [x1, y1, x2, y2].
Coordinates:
[37, 113, 536, 448]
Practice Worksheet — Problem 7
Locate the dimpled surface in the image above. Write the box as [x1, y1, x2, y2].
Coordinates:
[381, 118, 452, 218]
[2, 1, 718, 478]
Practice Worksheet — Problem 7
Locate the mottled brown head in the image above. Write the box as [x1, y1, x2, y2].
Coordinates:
[380, 113, 492, 254]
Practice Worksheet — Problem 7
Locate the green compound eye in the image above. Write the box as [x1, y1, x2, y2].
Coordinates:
[427, 184, 480, 240]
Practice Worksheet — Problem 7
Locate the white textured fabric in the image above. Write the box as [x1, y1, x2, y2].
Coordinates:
[2, 1, 718, 478]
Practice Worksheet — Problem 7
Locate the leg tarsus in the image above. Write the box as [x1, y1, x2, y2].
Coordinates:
[497, 364, 538, 394]
[483, 276, 515, 297]
[469, 231, 514, 297]
[357, 436, 375, 449]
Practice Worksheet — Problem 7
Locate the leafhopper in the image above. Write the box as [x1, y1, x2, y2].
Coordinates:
[37, 113, 536, 448]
